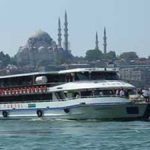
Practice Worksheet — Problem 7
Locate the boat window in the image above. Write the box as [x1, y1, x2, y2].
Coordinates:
[75, 72, 89, 81]
[91, 72, 119, 80]
[102, 90, 112, 95]
[0, 93, 52, 102]
[65, 74, 72, 82]
[55, 92, 65, 100]
[94, 90, 105, 96]
[73, 71, 119, 81]
[93, 89, 115, 96]
[46, 74, 60, 83]
[72, 92, 80, 98]
[81, 91, 92, 97]
[59, 74, 66, 82]
[126, 107, 139, 114]
[0, 76, 33, 88]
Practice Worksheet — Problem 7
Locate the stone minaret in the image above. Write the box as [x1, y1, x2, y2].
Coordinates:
[103, 27, 107, 54]
[64, 11, 69, 51]
[95, 32, 99, 50]
[58, 18, 62, 48]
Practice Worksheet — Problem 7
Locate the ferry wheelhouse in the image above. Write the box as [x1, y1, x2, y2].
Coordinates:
[0, 68, 149, 120]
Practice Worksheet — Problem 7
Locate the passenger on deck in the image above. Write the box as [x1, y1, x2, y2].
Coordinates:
[64, 91, 68, 98]
[73, 92, 80, 99]
[99, 91, 103, 96]
[142, 88, 150, 102]
[137, 88, 143, 95]
[124, 90, 129, 98]
[119, 89, 125, 97]
[115, 89, 120, 96]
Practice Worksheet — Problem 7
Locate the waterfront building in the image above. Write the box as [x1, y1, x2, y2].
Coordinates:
[119, 67, 150, 87]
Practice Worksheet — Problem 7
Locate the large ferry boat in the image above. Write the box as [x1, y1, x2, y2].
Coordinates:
[0, 68, 149, 120]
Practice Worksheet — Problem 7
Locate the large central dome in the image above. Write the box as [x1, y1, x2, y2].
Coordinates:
[31, 30, 51, 40]
[15, 28, 72, 67]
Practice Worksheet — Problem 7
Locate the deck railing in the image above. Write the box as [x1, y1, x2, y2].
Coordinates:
[0, 93, 147, 104]
[0, 85, 47, 96]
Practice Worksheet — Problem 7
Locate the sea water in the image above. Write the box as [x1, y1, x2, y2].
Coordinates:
[0, 119, 150, 150]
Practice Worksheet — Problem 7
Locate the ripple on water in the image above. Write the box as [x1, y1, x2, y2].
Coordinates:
[0, 120, 150, 150]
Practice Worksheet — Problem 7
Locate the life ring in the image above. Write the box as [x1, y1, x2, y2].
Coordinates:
[64, 108, 70, 113]
[2, 110, 8, 118]
[36, 109, 43, 117]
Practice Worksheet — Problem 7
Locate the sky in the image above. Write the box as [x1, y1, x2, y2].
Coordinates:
[0, 0, 150, 57]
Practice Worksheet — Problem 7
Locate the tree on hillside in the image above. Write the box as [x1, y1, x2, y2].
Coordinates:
[10, 57, 17, 65]
[0, 51, 11, 68]
[119, 52, 138, 60]
[104, 51, 116, 60]
[85, 49, 103, 61]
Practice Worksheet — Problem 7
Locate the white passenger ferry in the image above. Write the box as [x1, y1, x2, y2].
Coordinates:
[0, 68, 149, 120]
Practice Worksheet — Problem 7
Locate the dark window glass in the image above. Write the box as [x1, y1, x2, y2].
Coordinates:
[91, 72, 119, 80]
[126, 107, 139, 114]
[0, 93, 52, 103]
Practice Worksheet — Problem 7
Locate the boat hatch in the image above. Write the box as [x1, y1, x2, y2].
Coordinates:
[57, 87, 63, 89]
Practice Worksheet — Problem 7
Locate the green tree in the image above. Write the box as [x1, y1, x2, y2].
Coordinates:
[104, 51, 116, 60]
[85, 49, 103, 61]
[119, 52, 138, 60]
[0, 51, 11, 67]
[10, 57, 17, 65]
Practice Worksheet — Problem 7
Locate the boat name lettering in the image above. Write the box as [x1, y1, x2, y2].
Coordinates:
[1, 103, 23, 109]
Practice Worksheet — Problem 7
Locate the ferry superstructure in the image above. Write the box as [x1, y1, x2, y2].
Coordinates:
[0, 68, 149, 120]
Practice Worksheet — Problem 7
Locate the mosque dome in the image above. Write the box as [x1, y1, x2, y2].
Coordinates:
[30, 30, 52, 40]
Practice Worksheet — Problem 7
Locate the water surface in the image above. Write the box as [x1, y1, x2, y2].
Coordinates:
[0, 119, 149, 150]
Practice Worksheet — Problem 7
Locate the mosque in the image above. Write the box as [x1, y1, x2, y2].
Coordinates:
[15, 11, 72, 66]
[15, 11, 107, 67]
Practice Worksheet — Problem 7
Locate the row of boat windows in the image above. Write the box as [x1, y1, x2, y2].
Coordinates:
[80, 90, 129, 97]
[0, 89, 132, 103]
[0, 75, 62, 88]
[0, 72, 119, 88]
[0, 93, 52, 102]
[74, 72, 119, 81]
[65, 72, 119, 82]
[56, 89, 133, 100]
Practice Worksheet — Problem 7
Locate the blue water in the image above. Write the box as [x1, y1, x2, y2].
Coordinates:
[0, 119, 150, 150]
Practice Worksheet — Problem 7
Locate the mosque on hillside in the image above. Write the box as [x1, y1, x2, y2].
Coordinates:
[15, 11, 107, 67]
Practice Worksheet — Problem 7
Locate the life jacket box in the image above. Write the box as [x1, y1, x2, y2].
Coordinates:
[35, 76, 48, 84]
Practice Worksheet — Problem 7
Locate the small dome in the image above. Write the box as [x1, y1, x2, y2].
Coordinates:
[38, 46, 45, 50]
[38, 46, 45, 52]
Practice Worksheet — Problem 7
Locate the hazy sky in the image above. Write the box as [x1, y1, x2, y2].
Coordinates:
[0, 0, 150, 57]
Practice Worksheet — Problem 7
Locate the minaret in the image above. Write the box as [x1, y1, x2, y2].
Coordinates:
[64, 11, 69, 51]
[58, 17, 62, 48]
[95, 32, 99, 50]
[103, 27, 107, 54]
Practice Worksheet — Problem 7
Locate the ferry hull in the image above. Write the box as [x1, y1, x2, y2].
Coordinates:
[64, 103, 148, 120]
[0, 101, 149, 121]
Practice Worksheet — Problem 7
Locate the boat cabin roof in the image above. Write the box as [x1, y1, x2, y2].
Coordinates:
[49, 80, 134, 92]
[59, 68, 118, 74]
[0, 71, 57, 79]
[0, 68, 117, 79]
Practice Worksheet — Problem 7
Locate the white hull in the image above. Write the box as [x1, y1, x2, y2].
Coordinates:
[0, 97, 148, 120]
